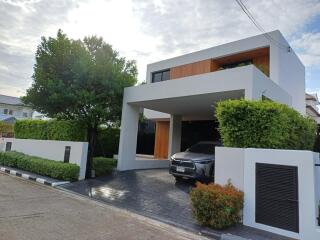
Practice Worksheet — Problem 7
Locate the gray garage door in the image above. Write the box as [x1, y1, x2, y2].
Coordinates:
[255, 163, 299, 233]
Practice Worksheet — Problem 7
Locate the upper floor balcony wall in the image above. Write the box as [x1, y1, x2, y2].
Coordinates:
[146, 30, 305, 114]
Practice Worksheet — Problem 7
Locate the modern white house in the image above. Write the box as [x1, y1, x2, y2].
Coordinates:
[0, 94, 34, 121]
[117, 30, 305, 171]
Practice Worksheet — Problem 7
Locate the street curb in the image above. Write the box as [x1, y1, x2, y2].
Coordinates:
[0, 166, 69, 187]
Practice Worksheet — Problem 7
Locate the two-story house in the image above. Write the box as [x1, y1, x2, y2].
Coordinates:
[0, 94, 34, 121]
[306, 93, 320, 124]
[117, 30, 305, 171]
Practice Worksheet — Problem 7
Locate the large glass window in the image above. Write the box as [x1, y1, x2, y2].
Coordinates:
[152, 69, 170, 83]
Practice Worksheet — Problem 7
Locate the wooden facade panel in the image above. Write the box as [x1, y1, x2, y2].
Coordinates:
[154, 121, 169, 159]
[170, 59, 212, 79]
[253, 54, 269, 76]
[169, 47, 270, 79]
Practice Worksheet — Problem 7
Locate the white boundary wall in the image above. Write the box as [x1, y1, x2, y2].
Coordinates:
[215, 147, 320, 240]
[0, 138, 88, 180]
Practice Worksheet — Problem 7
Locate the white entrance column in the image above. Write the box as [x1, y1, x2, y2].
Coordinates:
[117, 102, 140, 171]
[168, 115, 182, 157]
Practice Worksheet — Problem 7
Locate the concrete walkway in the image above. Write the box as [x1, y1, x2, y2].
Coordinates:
[0, 172, 209, 240]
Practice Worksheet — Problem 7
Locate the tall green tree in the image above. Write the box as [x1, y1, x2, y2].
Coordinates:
[23, 30, 137, 177]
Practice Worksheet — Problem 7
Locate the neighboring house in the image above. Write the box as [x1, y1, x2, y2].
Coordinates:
[117, 30, 305, 171]
[306, 93, 320, 124]
[0, 94, 34, 120]
[0, 113, 16, 124]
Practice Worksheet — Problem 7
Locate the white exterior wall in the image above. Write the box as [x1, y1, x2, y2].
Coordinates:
[0, 104, 34, 119]
[144, 30, 305, 118]
[215, 147, 320, 240]
[0, 138, 88, 180]
[215, 147, 245, 190]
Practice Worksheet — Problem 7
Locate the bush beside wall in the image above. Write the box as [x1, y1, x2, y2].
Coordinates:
[0, 151, 79, 181]
[14, 120, 86, 141]
[94, 128, 120, 157]
[0, 122, 14, 136]
[92, 157, 117, 176]
[216, 99, 317, 150]
[190, 182, 244, 229]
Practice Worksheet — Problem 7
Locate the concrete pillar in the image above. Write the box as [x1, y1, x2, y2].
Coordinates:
[117, 102, 140, 171]
[168, 115, 182, 157]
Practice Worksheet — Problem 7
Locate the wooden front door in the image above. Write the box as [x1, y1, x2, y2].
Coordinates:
[154, 121, 169, 159]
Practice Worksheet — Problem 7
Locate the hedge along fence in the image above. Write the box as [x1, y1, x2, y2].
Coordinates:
[0, 151, 79, 181]
[14, 120, 86, 141]
[0, 122, 14, 136]
[215, 99, 317, 150]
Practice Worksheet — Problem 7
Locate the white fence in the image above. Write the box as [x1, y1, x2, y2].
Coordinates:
[215, 147, 320, 240]
[0, 138, 88, 180]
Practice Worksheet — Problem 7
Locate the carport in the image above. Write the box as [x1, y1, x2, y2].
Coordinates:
[117, 65, 292, 171]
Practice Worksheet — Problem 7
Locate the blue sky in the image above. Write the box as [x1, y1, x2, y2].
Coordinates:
[0, 0, 319, 98]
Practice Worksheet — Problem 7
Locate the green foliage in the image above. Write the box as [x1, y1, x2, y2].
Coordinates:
[94, 127, 120, 157]
[22, 30, 137, 126]
[47, 120, 86, 141]
[0, 151, 79, 181]
[22, 30, 138, 175]
[190, 182, 244, 229]
[215, 99, 317, 150]
[92, 157, 117, 177]
[14, 119, 86, 141]
[14, 120, 47, 140]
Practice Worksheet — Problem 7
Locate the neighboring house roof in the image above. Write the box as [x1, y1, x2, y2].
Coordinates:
[0, 94, 25, 106]
[0, 114, 16, 123]
[306, 93, 319, 103]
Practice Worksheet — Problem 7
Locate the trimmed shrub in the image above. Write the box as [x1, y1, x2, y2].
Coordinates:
[14, 120, 47, 139]
[215, 99, 317, 150]
[94, 127, 120, 157]
[0, 151, 79, 181]
[14, 119, 86, 141]
[92, 157, 117, 177]
[47, 120, 85, 141]
[190, 181, 244, 229]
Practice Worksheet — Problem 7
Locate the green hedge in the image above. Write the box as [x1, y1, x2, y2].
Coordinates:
[216, 99, 317, 150]
[14, 120, 86, 141]
[0, 151, 79, 181]
[92, 157, 117, 177]
[94, 128, 120, 157]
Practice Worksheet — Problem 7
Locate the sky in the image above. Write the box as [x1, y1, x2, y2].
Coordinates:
[0, 0, 319, 98]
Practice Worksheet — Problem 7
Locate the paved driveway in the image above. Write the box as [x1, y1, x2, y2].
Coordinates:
[61, 169, 295, 240]
[0, 172, 207, 240]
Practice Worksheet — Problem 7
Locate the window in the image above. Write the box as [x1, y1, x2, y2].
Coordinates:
[152, 69, 170, 83]
[23, 112, 28, 117]
[8, 110, 13, 115]
[3, 109, 8, 114]
[220, 59, 252, 70]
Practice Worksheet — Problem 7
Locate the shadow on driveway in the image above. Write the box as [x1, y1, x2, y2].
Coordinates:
[60, 169, 295, 240]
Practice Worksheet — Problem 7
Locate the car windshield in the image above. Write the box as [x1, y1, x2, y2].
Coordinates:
[187, 143, 216, 154]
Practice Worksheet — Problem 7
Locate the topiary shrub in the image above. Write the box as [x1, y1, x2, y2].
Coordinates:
[0, 151, 79, 181]
[190, 181, 244, 229]
[92, 157, 117, 177]
[14, 119, 86, 141]
[215, 99, 317, 150]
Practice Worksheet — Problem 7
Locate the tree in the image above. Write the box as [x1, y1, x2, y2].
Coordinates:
[23, 30, 138, 177]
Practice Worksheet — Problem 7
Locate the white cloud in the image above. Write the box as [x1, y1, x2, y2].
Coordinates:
[0, 0, 320, 95]
[291, 32, 320, 67]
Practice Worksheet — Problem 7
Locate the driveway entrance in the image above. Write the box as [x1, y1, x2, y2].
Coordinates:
[60, 169, 294, 240]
